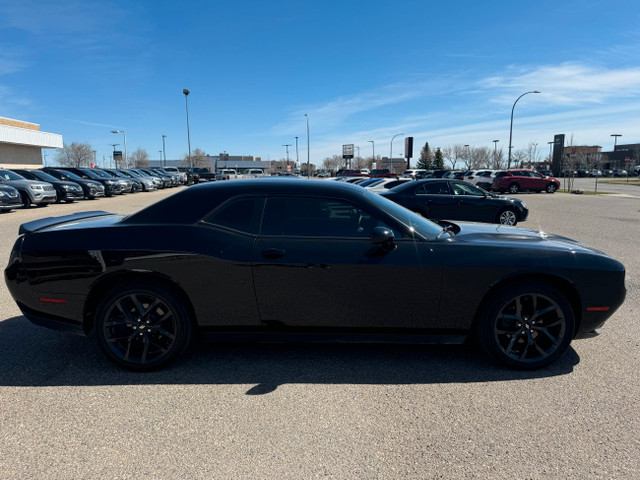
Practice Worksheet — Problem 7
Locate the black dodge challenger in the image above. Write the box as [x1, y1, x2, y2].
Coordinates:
[5, 179, 625, 371]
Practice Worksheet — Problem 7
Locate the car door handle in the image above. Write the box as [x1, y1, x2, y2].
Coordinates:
[261, 248, 285, 259]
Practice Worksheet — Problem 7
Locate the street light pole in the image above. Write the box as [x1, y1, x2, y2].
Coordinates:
[611, 134, 622, 150]
[305, 114, 310, 178]
[493, 140, 499, 166]
[390, 133, 404, 173]
[368, 140, 375, 167]
[111, 130, 127, 167]
[547, 141, 553, 164]
[295, 136, 299, 171]
[162, 135, 167, 167]
[282, 144, 292, 171]
[183, 89, 192, 168]
[508, 90, 540, 168]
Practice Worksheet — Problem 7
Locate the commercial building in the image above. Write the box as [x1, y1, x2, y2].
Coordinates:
[0, 117, 63, 168]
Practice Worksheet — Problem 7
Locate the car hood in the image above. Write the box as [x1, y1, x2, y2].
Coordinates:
[449, 221, 605, 255]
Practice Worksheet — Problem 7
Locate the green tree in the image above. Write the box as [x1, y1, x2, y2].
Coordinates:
[416, 141, 433, 169]
[433, 148, 444, 169]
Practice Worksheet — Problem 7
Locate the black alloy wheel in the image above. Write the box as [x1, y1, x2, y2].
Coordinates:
[476, 282, 574, 369]
[508, 183, 519, 194]
[94, 284, 192, 371]
[546, 183, 557, 193]
[497, 208, 518, 226]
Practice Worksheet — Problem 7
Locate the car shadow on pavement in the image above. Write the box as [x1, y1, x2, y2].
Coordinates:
[0, 316, 579, 393]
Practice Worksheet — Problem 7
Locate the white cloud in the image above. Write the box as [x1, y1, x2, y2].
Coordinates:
[481, 62, 640, 106]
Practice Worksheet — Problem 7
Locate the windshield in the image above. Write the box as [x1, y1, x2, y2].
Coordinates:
[364, 190, 444, 239]
[29, 170, 59, 182]
[50, 169, 84, 181]
[0, 169, 25, 181]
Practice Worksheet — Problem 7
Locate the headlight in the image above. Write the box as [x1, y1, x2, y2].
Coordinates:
[29, 185, 44, 191]
[105, 180, 116, 185]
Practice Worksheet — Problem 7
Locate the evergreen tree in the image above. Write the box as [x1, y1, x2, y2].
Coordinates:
[416, 141, 433, 169]
[433, 148, 444, 169]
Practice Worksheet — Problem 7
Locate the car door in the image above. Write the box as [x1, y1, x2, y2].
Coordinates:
[252, 195, 442, 329]
[448, 181, 495, 222]
[414, 181, 457, 219]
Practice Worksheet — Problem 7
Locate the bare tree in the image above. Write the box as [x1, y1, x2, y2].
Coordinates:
[182, 148, 209, 168]
[525, 142, 540, 167]
[321, 155, 343, 174]
[511, 149, 527, 168]
[492, 146, 505, 169]
[469, 146, 491, 169]
[127, 148, 150, 168]
[55, 142, 94, 167]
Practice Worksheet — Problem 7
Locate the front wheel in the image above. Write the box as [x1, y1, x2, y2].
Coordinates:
[475, 282, 574, 369]
[497, 208, 518, 226]
[508, 183, 519, 194]
[546, 183, 557, 193]
[94, 283, 193, 371]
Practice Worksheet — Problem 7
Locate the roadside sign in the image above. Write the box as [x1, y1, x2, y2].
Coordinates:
[342, 144, 354, 159]
[625, 157, 630, 163]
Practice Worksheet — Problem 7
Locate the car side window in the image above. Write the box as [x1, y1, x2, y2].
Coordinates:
[203, 197, 263, 234]
[260, 196, 398, 238]
[451, 182, 484, 196]
[415, 181, 450, 195]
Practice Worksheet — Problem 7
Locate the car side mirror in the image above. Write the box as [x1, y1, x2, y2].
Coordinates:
[370, 226, 395, 250]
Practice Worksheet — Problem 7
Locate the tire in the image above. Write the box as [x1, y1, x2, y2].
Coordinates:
[94, 283, 193, 371]
[508, 183, 519, 194]
[546, 183, 557, 193]
[497, 208, 518, 226]
[20, 192, 32, 208]
[475, 281, 574, 369]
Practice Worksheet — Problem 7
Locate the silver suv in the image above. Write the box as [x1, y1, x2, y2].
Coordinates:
[0, 169, 57, 207]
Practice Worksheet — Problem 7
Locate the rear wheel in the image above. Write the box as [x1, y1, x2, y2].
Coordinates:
[475, 281, 574, 369]
[94, 283, 193, 371]
[497, 208, 518, 226]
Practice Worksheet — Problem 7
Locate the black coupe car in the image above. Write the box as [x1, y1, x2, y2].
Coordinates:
[381, 178, 528, 226]
[5, 180, 625, 371]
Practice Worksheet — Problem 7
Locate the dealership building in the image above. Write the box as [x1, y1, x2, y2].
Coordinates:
[0, 116, 63, 169]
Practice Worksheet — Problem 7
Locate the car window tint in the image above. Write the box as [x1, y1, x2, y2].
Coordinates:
[204, 197, 263, 234]
[416, 181, 450, 195]
[452, 182, 484, 196]
[261, 196, 395, 238]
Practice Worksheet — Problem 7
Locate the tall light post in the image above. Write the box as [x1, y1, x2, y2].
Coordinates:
[111, 130, 127, 167]
[305, 114, 310, 178]
[162, 135, 167, 167]
[183, 89, 192, 168]
[547, 141, 553, 164]
[282, 144, 292, 170]
[493, 140, 500, 166]
[390, 133, 404, 173]
[295, 136, 299, 171]
[611, 134, 622, 150]
[508, 90, 540, 168]
[368, 140, 375, 166]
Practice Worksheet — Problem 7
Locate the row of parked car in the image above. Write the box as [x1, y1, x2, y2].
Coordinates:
[0, 166, 189, 212]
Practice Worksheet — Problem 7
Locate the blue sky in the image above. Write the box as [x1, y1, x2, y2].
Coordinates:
[1, 0, 639, 167]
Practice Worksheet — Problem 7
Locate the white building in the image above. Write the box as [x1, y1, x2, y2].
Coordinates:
[0, 116, 63, 168]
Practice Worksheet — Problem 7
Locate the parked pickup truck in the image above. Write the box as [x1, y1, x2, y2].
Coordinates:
[187, 167, 216, 183]
[216, 168, 269, 180]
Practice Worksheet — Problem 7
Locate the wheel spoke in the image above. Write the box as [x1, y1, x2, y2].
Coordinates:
[115, 301, 136, 323]
[504, 334, 519, 356]
[141, 298, 161, 318]
[104, 317, 130, 328]
[140, 336, 150, 364]
[531, 326, 559, 345]
[150, 311, 173, 326]
[152, 326, 176, 340]
[532, 305, 556, 320]
[129, 294, 146, 316]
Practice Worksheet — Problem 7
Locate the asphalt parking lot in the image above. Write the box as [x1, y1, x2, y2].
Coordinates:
[1, 184, 639, 479]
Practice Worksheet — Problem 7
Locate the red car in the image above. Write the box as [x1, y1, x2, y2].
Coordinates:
[492, 169, 560, 194]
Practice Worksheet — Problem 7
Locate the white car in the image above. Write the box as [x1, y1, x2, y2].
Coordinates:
[402, 169, 426, 179]
[466, 170, 501, 190]
[365, 177, 412, 192]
